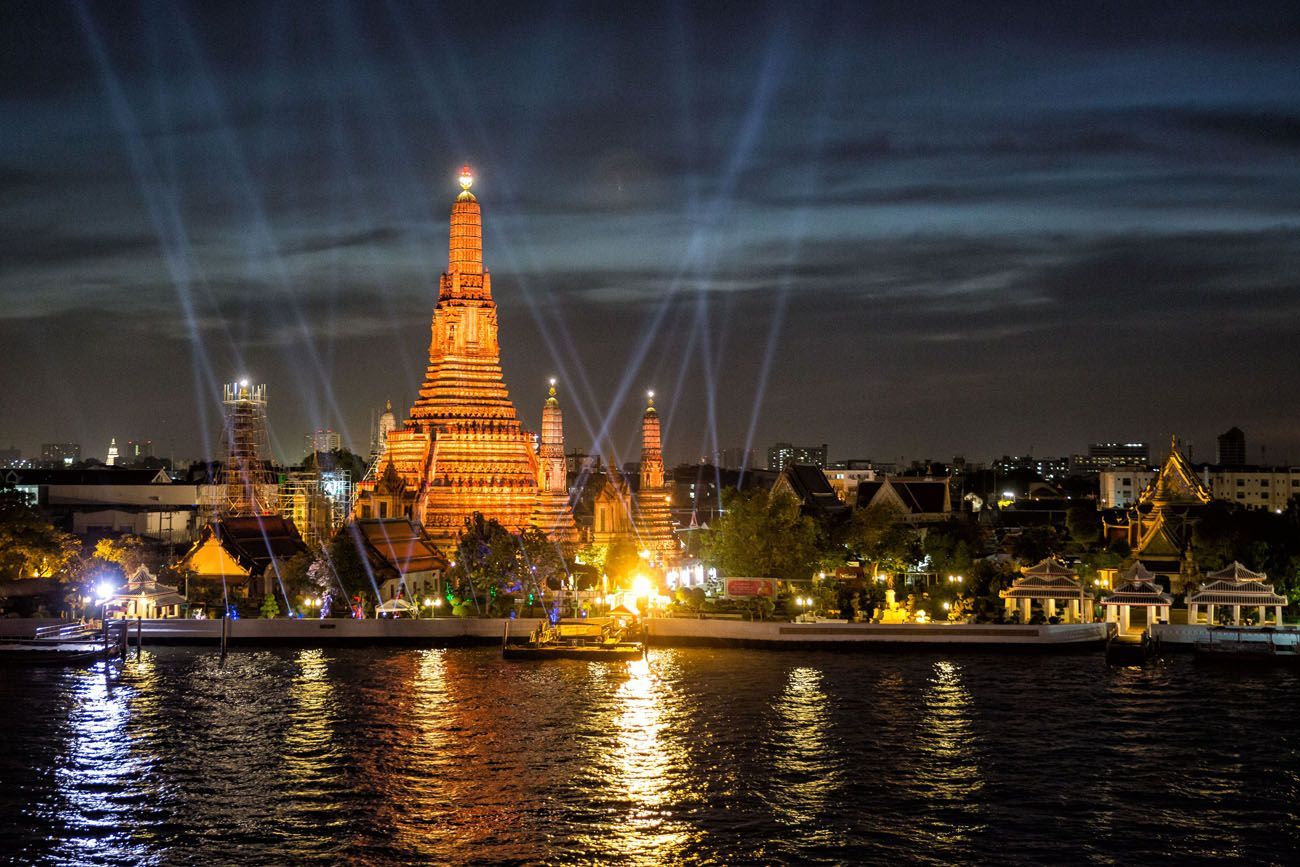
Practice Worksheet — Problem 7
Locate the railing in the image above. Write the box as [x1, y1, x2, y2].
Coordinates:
[34, 622, 91, 641]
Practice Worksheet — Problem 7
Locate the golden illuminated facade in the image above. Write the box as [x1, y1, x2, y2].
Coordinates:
[531, 381, 580, 551]
[1125, 435, 1211, 594]
[633, 392, 678, 563]
[355, 167, 541, 548]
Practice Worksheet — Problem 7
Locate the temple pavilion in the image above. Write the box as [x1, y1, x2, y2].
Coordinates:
[1001, 557, 1092, 623]
[1101, 562, 1173, 634]
[1186, 562, 1287, 627]
[105, 565, 186, 619]
[1119, 436, 1211, 594]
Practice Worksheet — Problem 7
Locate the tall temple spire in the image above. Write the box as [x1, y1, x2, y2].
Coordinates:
[356, 165, 541, 547]
[532, 377, 579, 549]
[640, 390, 664, 490]
[634, 388, 676, 563]
[447, 163, 484, 284]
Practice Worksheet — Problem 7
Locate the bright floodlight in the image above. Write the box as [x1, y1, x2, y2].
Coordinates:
[459, 164, 474, 190]
[239, 378, 249, 388]
[95, 580, 115, 603]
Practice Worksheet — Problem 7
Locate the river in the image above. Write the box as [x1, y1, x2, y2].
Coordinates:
[2, 647, 1297, 864]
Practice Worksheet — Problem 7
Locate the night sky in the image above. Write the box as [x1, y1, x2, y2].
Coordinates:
[3, 1, 1299, 468]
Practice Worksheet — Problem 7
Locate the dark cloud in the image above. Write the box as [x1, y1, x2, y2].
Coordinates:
[0, 1, 1298, 463]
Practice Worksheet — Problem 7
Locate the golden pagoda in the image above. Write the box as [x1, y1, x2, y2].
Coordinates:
[1126, 435, 1211, 594]
[632, 391, 678, 563]
[530, 379, 580, 551]
[355, 166, 541, 548]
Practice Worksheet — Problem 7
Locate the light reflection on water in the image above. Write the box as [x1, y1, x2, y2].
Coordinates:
[3, 647, 1300, 864]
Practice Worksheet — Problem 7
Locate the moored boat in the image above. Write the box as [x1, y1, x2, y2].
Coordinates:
[0, 621, 128, 665]
[1194, 627, 1300, 664]
[504, 609, 646, 661]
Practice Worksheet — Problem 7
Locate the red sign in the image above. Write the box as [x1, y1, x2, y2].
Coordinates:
[724, 578, 776, 598]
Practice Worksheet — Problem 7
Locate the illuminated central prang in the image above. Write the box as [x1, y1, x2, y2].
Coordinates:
[354, 166, 547, 548]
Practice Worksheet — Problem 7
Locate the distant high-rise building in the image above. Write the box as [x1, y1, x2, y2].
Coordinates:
[307, 429, 342, 455]
[106, 438, 119, 466]
[0, 446, 21, 468]
[1069, 442, 1150, 475]
[127, 439, 154, 460]
[717, 447, 757, 470]
[1216, 427, 1246, 466]
[41, 442, 81, 467]
[767, 442, 828, 473]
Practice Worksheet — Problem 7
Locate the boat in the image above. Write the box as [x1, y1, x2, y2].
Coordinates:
[1106, 630, 1160, 665]
[1194, 627, 1300, 664]
[504, 609, 646, 661]
[0, 621, 128, 665]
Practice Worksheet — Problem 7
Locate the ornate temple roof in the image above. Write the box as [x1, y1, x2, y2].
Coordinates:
[1102, 563, 1173, 606]
[1205, 561, 1267, 582]
[1002, 558, 1085, 600]
[1138, 435, 1211, 508]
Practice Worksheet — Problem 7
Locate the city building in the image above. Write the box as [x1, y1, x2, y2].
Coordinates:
[1217, 427, 1246, 466]
[0, 446, 22, 468]
[307, 429, 343, 455]
[106, 437, 119, 466]
[354, 167, 548, 549]
[127, 439, 154, 461]
[1099, 464, 1300, 511]
[716, 447, 757, 471]
[992, 454, 1070, 481]
[40, 443, 81, 467]
[825, 461, 877, 504]
[3, 467, 198, 543]
[767, 442, 827, 473]
[1068, 442, 1150, 475]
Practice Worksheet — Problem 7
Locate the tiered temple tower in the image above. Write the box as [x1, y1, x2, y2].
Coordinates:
[633, 391, 678, 562]
[530, 380, 580, 551]
[357, 166, 541, 548]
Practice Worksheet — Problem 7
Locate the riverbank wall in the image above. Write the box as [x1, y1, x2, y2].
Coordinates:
[3, 617, 1111, 650]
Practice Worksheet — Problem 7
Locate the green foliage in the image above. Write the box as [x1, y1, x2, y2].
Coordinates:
[1066, 503, 1100, 544]
[92, 535, 152, 575]
[701, 489, 821, 582]
[0, 487, 82, 581]
[1009, 525, 1065, 565]
[605, 538, 641, 585]
[844, 503, 918, 577]
[259, 593, 281, 618]
[327, 528, 372, 603]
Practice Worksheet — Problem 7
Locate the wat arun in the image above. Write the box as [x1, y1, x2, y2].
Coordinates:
[355, 166, 578, 550]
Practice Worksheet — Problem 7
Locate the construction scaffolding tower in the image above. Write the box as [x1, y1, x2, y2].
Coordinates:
[219, 381, 278, 517]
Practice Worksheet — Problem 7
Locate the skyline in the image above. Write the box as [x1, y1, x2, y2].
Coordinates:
[3, 2, 1300, 465]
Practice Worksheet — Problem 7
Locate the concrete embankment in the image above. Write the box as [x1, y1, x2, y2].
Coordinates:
[647, 618, 1110, 650]
[69, 617, 1114, 650]
[1152, 623, 1300, 648]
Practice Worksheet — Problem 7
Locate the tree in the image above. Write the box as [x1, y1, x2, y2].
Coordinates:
[325, 528, 373, 610]
[0, 487, 81, 581]
[93, 535, 152, 575]
[1010, 525, 1065, 564]
[701, 488, 820, 583]
[605, 539, 641, 585]
[446, 513, 518, 613]
[844, 503, 916, 577]
[1066, 503, 1100, 545]
[260, 593, 281, 618]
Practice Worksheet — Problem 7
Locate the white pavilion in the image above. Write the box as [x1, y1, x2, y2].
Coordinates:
[1100, 562, 1173, 635]
[1186, 562, 1286, 627]
[1001, 557, 1092, 623]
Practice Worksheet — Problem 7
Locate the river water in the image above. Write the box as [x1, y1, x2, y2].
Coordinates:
[2, 646, 1298, 865]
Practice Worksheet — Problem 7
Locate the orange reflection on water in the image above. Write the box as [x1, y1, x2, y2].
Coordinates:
[771, 666, 842, 839]
[598, 654, 698, 864]
[917, 659, 984, 844]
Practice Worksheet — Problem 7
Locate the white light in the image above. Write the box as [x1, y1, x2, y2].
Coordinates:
[95, 581, 115, 603]
[239, 378, 249, 388]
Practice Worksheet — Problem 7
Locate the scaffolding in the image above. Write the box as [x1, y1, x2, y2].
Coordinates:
[219, 381, 278, 517]
[279, 469, 353, 548]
